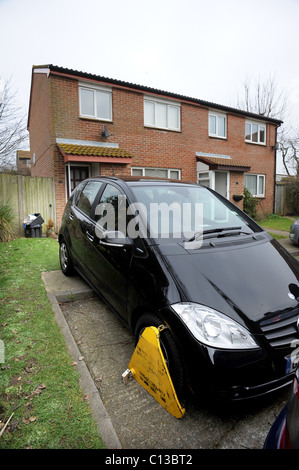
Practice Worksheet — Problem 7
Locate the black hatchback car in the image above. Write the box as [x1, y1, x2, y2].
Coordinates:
[59, 176, 299, 401]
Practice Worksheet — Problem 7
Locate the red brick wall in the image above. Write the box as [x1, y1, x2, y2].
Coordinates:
[29, 72, 54, 178]
[29, 70, 278, 226]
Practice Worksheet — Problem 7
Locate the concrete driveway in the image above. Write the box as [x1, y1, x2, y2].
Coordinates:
[42, 260, 292, 450]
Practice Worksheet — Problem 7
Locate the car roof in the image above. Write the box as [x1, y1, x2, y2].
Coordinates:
[87, 175, 198, 186]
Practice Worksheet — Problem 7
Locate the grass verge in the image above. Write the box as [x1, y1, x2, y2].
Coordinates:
[0, 237, 104, 449]
[258, 214, 295, 232]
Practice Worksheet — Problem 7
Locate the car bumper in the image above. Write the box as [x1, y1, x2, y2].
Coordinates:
[196, 347, 294, 401]
[221, 375, 293, 401]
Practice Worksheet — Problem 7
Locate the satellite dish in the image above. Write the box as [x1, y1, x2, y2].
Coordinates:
[101, 125, 114, 138]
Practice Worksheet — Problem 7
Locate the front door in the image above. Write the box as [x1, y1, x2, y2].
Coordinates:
[66, 165, 89, 198]
[215, 171, 228, 198]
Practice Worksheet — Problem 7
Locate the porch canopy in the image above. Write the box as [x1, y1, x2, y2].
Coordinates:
[196, 154, 250, 172]
[57, 142, 133, 164]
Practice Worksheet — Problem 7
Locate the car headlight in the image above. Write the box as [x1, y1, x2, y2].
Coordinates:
[171, 303, 258, 349]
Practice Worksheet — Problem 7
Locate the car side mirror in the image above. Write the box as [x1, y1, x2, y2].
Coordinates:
[101, 230, 133, 247]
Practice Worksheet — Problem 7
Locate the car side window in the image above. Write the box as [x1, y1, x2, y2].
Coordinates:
[76, 181, 102, 218]
[95, 183, 129, 232]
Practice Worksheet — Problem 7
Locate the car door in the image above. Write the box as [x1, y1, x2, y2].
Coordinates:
[68, 180, 104, 275]
[84, 182, 133, 320]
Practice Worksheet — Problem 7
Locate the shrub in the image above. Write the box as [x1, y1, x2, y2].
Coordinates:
[0, 200, 16, 242]
[243, 188, 258, 219]
[46, 217, 55, 237]
[285, 179, 299, 215]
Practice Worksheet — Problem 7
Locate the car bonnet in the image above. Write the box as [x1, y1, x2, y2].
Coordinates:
[159, 237, 299, 326]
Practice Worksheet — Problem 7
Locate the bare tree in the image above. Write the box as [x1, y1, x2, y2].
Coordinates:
[236, 74, 288, 120]
[236, 75, 299, 176]
[278, 127, 299, 176]
[0, 77, 28, 171]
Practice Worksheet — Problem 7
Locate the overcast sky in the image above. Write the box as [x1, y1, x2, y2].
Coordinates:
[1, 0, 299, 167]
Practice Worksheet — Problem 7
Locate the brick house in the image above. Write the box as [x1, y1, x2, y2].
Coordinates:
[28, 64, 282, 229]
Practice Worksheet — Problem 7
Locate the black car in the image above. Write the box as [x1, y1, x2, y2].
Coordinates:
[59, 176, 299, 401]
[264, 365, 299, 448]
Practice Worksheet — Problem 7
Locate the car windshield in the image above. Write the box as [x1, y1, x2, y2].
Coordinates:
[129, 183, 257, 242]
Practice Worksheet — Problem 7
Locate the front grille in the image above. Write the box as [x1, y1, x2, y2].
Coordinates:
[260, 308, 299, 349]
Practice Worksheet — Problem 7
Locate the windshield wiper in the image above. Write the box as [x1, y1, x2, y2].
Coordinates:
[184, 227, 252, 242]
[203, 226, 242, 235]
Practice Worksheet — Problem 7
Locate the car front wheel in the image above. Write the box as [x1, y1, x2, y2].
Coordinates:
[59, 240, 75, 276]
[134, 313, 185, 400]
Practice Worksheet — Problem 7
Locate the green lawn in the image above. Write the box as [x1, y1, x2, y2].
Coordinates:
[0, 237, 104, 449]
[258, 214, 295, 232]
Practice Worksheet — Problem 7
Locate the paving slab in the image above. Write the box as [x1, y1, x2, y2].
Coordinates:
[277, 236, 299, 257]
[41, 270, 95, 302]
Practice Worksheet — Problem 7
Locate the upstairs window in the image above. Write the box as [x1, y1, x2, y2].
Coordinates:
[144, 97, 181, 131]
[79, 83, 112, 121]
[209, 112, 226, 138]
[245, 121, 266, 145]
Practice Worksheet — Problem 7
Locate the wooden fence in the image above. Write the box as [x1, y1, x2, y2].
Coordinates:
[274, 182, 296, 216]
[0, 173, 56, 235]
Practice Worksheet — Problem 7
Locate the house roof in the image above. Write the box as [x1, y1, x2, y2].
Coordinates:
[196, 155, 251, 172]
[31, 64, 283, 126]
[57, 143, 133, 164]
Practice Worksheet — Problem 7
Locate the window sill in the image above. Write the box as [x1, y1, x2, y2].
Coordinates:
[79, 116, 113, 123]
[245, 140, 266, 147]
[144, 125, 181, 133]
[209, 135, 227, 140]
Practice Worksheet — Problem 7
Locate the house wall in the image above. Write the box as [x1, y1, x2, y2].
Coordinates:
[29, 70, 278, 227]
[29, 72, 54, 178]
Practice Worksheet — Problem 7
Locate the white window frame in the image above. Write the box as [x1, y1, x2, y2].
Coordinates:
[209, 111, 227, 139]
[244, 173, 265, 197]
[79, 82, 112, 121]
[131, 167, 181, 180]
[245, 121, 266, 145]
[144, 96, 181, 131]
[197, 170, 211, 187]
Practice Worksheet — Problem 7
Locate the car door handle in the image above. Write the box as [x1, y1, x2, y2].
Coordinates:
[69, 211, 74, 220]
[86, 230, 94, 242]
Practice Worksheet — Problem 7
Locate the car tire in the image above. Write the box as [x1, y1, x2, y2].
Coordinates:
[59, 239, 75, 276]
[134, 313, 185, 400]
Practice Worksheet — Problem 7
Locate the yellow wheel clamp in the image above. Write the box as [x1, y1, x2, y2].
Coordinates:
[122, 325, 185, 419]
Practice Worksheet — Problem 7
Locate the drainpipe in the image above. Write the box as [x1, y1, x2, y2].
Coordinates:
[68, 163, 71, 200]
[273, 123, 282, 214]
